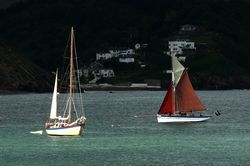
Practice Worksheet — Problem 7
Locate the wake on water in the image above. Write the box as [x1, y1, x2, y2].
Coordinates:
[30, 130, 43, 135]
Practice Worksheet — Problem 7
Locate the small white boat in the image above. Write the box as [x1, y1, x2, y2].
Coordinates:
[157, 52, 211, 123]
[30, 130, 43, 135]
[45, 27, 86, 136]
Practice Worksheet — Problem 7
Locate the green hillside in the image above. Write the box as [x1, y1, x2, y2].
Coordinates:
[0, 0, 250, 90]
[0, 44, 51, 92]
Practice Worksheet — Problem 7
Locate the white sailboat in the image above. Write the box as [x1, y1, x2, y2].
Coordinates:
[45, 27, 86, 136]
[157, 52, 211, 123]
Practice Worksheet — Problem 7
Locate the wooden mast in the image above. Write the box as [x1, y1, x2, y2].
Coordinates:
[171, 52, 176, 114]
[68, 27, 74, 123]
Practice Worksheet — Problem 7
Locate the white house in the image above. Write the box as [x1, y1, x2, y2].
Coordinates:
[119, 49, 135, 56]
[96, 49, 136, 61]
[119, 57, 135, 63]
[168, 40, 196, 54]
[97, 69, 115, 78]
[96, 52, 114, 60]
[180, 24, 196, 31]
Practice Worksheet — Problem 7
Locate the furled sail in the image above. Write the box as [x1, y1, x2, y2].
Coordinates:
[175, 71, 206, 112]
[172, 55, 185, 85]
[158, 84, 175, 115]
[50, 70, 58, 119]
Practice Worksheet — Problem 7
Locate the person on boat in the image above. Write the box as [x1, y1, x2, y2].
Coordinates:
[77, 116, 86, 126]
[45, 123, 50, 128]
[215, 110, 221, 116]
[179, 112, 186, 116]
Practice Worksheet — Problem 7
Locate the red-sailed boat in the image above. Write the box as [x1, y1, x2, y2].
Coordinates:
[157, 53, 211, 123]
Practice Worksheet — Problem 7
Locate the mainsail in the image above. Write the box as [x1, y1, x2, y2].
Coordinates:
[158, 84, 175, 115]
[175, 71, 206, 112]
[50, 70, 58, 119]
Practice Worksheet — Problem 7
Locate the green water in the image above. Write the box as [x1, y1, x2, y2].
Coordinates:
[0, 91, 250, 165]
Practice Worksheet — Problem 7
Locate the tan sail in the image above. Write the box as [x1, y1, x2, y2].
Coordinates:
[175, 71, 206, 112]
[172, 55, 185, 86]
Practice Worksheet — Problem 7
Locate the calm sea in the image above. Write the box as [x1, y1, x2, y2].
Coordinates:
[0, 90, 250, 166]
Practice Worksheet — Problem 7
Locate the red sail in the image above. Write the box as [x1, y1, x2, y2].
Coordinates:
[158, 84, 175, 115]
[176, 71, 206, 112]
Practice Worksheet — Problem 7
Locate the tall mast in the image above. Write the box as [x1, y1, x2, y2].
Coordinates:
[170, 52, 176, 113]
[70, 27, 74, 98]
[170, 52, 175, 86]
[68, 27, 74, 122]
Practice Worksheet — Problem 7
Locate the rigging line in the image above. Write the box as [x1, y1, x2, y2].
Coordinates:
[60, 30, 71, 87]
[59, 65, 70, 92]
[72, 98, 79, 119]
[60, 95, 67, 118]
[62, 96, 71, 119]
[73, 30, 85, 116]
[71, 74, 82, 116]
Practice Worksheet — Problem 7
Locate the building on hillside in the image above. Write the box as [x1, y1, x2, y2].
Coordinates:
[96, 48, 136, 61]
[168, 40, 196, 55]
[82, 69, 89, 78]
[119, 57, 135, 63]
[180, 24, 196, 32]
[96, 69, 115, 78]
[96, 52, 114, 60]
[88, 62, 103, 73]
[118, 49, 135, 56]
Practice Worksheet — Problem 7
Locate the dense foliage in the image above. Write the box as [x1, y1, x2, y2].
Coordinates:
[0, 0, 250, 89]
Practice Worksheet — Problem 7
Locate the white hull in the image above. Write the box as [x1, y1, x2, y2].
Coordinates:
[157, 114, 211, 123]
[46, 126, 82, 136]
